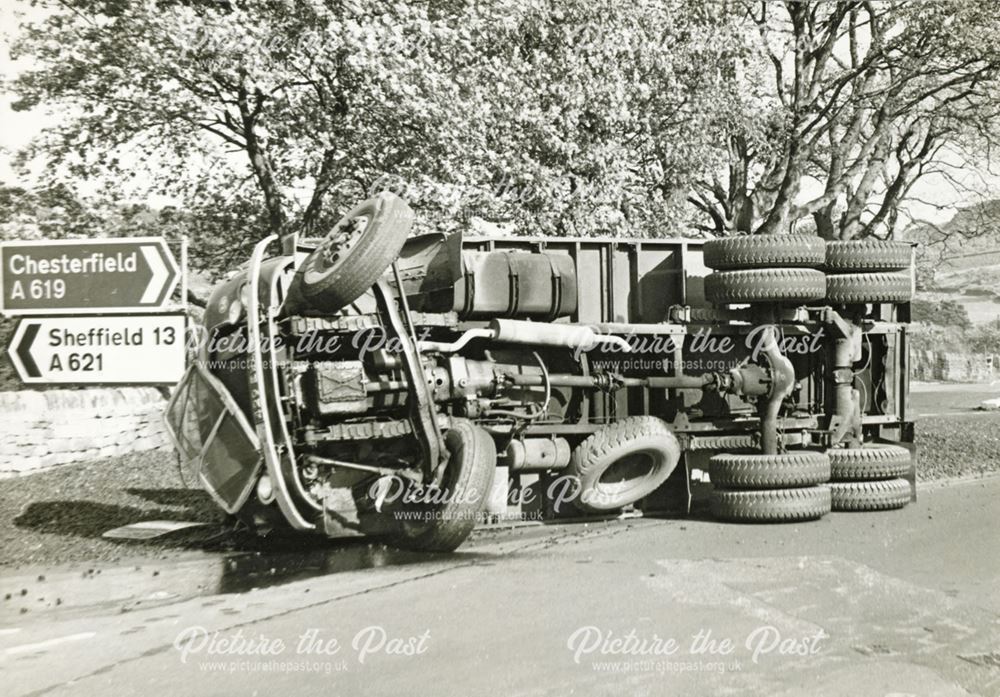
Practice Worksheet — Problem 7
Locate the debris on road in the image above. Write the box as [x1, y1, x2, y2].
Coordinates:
[102, 521, 212, 540]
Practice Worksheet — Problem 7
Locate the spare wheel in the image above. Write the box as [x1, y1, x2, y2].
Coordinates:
[568, 417, 681, 513]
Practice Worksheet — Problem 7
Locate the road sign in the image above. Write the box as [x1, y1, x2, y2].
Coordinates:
[7, 314, 187, 385]
[0, 237, 180, 315]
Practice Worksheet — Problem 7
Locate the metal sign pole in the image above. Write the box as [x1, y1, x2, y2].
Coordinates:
[180, 235, 189, 312]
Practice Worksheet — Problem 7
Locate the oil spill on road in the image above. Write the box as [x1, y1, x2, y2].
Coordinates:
[0, 539, 489, 622]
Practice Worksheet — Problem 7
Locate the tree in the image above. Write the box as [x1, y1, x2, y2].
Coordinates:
[966, 320, 1000, 355]
[440, 0, 747, 238]
[690, 0, 1000, 239]
[12, 0, 493, 264]
[0, 181, 190, 242]
[0, 182, 101, 240]
[10, 0, 746, 274]
[910, 298, 971, 329]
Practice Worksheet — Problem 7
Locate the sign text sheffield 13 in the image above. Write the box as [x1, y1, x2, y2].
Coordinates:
[0, 236, 187, 385]
[0, 238, 180, 314]
[7, 314, 187, 384]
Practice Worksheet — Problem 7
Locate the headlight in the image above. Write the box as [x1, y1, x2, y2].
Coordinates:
[226, 284, 249, 324]
[227, 297, 243, 324]
[256, 474, 275, 503]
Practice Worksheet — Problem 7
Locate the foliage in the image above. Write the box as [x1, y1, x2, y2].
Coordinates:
[0, 183, 101, 240]
[0, 181, 190, 237]
[9, 0, 747, 275]
[910, 308, 1000, 359]
[11, 0, 1000, 256]
[910, 298, 971, 330]
[964, 320, 1000, 355]
[451, 0, 747, 238]
[907, 199, 1000, 274]
[691, 0, 1000, 239]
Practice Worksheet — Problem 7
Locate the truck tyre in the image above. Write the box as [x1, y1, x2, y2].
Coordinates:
[826, 271, 913, 304]
[828, 444, 911, 481]
[710, 486, 831, 522]
[825, 240, 911, 272]
[830, 478, 910, 511]
[392, 418, 496, 552]
[568, 417, 681, 513]
[295, 192, 414, 312]
[704, 235, 826, 270]
[704, 268, 826, 305]
[709, 451, 831, 489]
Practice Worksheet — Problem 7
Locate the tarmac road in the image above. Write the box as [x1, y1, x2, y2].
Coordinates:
[1, 476, 999, 697]
[910, 381, 1000, 417]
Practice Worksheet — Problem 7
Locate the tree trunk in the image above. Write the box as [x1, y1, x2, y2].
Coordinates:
[756, 145, 802, 235]
[237, 83, 285, 237]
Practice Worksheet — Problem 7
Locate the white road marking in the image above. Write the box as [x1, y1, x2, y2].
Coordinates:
[0, 628, 22, 637]
[4, 632, 95, 655]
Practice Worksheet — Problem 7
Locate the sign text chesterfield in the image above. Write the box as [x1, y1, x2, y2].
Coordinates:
[0, 238, 179, 314]
[1, 237, 186, 385]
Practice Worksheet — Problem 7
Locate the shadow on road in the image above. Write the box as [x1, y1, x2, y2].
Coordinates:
[14, 499, 210, 541]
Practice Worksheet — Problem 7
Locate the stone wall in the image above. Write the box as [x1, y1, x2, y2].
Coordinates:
[911, 350, 998, 383]
[0, 388, 172, 478]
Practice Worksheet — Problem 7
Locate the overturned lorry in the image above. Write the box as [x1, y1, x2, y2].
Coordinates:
[165, 193, 916, 552]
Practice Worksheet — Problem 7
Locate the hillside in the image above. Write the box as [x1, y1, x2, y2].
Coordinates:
[905, 200, 1000, 325]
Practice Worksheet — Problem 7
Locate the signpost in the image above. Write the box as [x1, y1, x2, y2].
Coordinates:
[7, 314, 187, 385]
[0, 236, 187, 386]
[0, 237, 180, 314]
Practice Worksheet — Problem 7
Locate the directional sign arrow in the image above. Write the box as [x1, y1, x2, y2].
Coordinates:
[0, 237, 181, 314]
[13, 321, 41, 379]
[7, 314, 187, 385]
[140, 244, 171, 304]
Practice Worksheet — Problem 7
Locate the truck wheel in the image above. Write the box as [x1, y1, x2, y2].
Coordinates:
[709, 451, 830, 489]
[710, 486, 831, 522]
[704, 268, 826, 305]
[826, 272, 912, 304]
[704, 235, 826, 270]
[295, 192, 414, 312]
[825, 240, 911, 272]
[392, 419, 496, 552]
[568, 417, 681, 513]
[828, 444, 911, 481]
[830, 479, 910, 511]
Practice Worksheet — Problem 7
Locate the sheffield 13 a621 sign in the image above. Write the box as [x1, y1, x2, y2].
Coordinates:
[7, 314, 187, 384]
[0, 237, 180, 314]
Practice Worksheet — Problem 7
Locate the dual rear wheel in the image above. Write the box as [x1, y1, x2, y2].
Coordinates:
[827, 444, 912, 511]
[703, 236, 913, 305]
[709, 452, 832, 523]
[708, 444, 913, 521]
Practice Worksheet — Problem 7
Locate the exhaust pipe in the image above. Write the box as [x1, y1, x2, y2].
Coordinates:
[418, 319, 632, 354]
[757, 325, 796, 455]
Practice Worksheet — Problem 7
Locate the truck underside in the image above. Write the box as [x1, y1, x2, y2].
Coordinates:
[165, 193, 915, 552]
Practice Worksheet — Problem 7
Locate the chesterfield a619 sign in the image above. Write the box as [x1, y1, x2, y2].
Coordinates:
[1, 237, 187, 385]
[0, 237, 179, 314]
